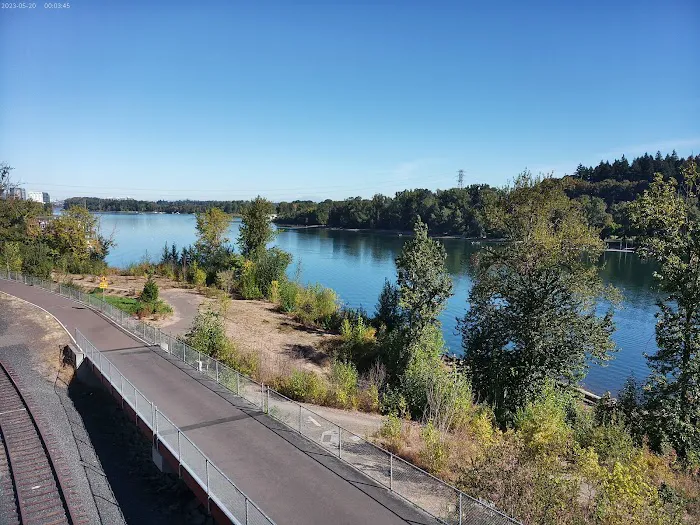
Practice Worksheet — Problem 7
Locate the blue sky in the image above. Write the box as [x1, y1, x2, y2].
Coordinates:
[1, 0, 698, 201]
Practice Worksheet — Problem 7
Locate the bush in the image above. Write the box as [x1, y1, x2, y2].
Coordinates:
[0, 241, 22, 271]
[278, 369, 328, 404]
[216, 269, 238, 294]
[190, 263, 207, 287]
[338, 316, 377, 366]
[278, 278, 299, 312]
[381, 387, 408, 417]
[419, 421, 449, 474]
[183, 308, 234, 361]
[269, 280, 280, 304]
[514, 382, 574, 458]
[293, 283, 338, 326]
[20, 242, 54, 278]
[379, 413, 405, 453]
[326, 360, 358, 408]
[254, 248, 292, 299]
[357, 384, 380, 412]
[238, 260, 262, 299]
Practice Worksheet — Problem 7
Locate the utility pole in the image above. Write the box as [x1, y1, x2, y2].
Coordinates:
[457, 169, 464, 189]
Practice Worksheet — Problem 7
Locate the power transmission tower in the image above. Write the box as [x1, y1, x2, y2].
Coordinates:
[457, 169, 464, 189]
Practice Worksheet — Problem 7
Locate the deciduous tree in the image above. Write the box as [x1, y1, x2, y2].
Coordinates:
[238, 196, 275, 258]
[629, 160, 700, 461]
[460, 173, 617, 422]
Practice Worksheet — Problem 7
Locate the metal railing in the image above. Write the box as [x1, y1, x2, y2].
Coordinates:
[0, 270, 520, 525]
[74, 329, 274, 525]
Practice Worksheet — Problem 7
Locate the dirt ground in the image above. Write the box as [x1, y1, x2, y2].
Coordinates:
[0, 293, 72, 382]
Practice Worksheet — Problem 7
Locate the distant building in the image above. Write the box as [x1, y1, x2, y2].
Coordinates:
[42, 192, 51, 204]
[28, 191, 44, 203]
[7, 187, 26, 200]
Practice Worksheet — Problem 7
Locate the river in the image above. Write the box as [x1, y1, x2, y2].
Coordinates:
[98, 212, 660, 396]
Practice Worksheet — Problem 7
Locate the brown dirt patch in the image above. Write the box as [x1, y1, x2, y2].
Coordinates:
[0, 293, 73, 384]
[222, 298, 338, 377]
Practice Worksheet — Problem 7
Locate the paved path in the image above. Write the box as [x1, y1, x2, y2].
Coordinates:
[0, 279, 438, 525]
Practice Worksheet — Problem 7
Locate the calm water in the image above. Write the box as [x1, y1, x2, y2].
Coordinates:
[99, 212, 660, 395]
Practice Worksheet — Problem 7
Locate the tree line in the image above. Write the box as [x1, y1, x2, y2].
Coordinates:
[276, 152, 700, 239]
[63, 197, 249, 215]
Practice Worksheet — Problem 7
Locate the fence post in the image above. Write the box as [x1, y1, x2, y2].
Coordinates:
[205, 459, 210, 512]
[245, 499, 249, 525]
[260, 383, 264, 411]
[236, 372, 240, 396]
[390, 453, 393, 491]
[266, 386, 270, 414]
[177, 431, 182, 478]
[135, 393, 139, 427]
[216, 360, 219, 383]
[338, 424, 342, 459]
[299, 404, 302, 433]
[459, 492, 463, 525]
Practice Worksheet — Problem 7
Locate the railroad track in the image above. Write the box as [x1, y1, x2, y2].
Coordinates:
[0, 360, 88, 525]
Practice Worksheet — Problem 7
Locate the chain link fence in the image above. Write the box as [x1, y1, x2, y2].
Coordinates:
[74, 329, 274, 525]
[1, 270, 520, 525]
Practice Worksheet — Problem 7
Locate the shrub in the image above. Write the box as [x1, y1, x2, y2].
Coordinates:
[216, 269, 238, 294]
[326, 360, 358, 408]
[238, 260, 262, 299]
[586, 418, 637, 467]
[357, 384, 380, 412]
[269, 280, 280, 304]
[419, 421, 449, 474]
[20, 242, 54, 278]
[188, 262, 207, 287]
[381, 387, 408, 418]
[0, 241, 22, 272]
[338, 316, 377, 366]
[278, 278, 299, 312]
[278, 369, 328, 404]
[514, 382, 574, 458]
[253, 248, 292, 298]
[183, 308, 234, 361]
[293, 283, 338, 326]
[379, 413, 405, 453]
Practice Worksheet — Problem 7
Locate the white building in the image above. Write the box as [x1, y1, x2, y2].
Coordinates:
[27, 191, 44, 203]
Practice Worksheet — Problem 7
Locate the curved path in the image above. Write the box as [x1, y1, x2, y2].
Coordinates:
[0, 279, 438, 525]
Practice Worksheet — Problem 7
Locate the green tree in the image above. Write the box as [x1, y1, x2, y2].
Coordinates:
[139, 275, 159, 303]
[0, 241, 22, 272]
[379, 218, 453, 389]
[460, 173, 617, 422]
[195, 207, 232, 258]
[238, 196, 275, 258]
[629, 160, 700, 461]
[395, 217, 453, 341]
[46, 205, 102, 262]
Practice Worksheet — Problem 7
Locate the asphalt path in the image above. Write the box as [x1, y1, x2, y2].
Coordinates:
[0, 279, 439, 525]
